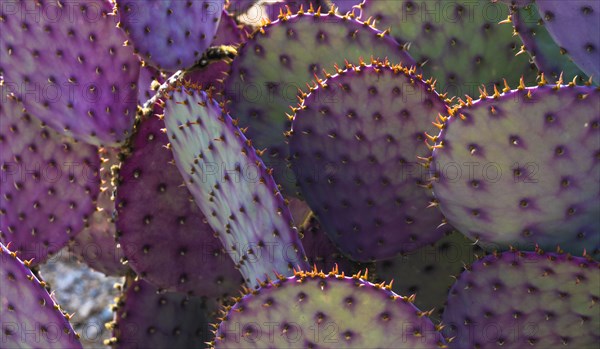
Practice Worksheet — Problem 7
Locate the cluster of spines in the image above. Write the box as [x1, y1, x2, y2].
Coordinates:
[103, 278, 127, 347]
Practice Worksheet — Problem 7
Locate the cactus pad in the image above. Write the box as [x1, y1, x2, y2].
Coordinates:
[509, 4, 587, 84]
[1, 96, 100, 264]
[289, 61, 449, 261]
[442, 250, 600, 348]
[374, 231, 482, 320]
[0, 242, 82, 348]
[534, 0, 600, 81]
[212, 267, 447, 348]
[163, 83, 309, 289]
[116, 0, 224, 71]
[223, 10, 415, 195]
[0, 0, 139, 146]
[359, 0, 537, 97]
[115, 113, 243, 297]
[430, 83, 600, 256]
[106, 277, 213, 348]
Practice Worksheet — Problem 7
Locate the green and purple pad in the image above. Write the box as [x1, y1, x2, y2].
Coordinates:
[359, 0, 538, 98]
[374, 231, 483, 320]
[430, 84, 599, 256]
[213, 268, 447, 348]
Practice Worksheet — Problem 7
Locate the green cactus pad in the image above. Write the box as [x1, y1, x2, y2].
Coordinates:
[212, 267, 447, 348]
[0, 242, 82, 348]
[359, 0, 538, 97]
[223, 9, 415, 195]
[442, 250, 600, 348]
[430, 83, 600, 256]
[163, 82, 309, 289]
[374, 231, 483, 320]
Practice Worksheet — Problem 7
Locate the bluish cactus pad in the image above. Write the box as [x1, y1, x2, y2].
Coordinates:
[116, 0, 225, 71]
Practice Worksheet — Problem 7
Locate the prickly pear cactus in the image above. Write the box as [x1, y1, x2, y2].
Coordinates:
[0, 0, 139, 146]
[0, 242, 83, 349]
[2, 0, 599, 348]
[212, 267, 447, 348]
[163, 82, 309, 288]
[289, 60, 450, 262]
[115, 112, 243, 297]
[116, 0, 225, 71]
[442, 249, 600, 348]
[429, 82, 600, 256]
[0, 96, 100, 264]
[223, 9, 415, 195]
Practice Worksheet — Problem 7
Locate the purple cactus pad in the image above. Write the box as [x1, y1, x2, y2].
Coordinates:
[290, 61, 451, 261]
[0, 0, 139, 146]
[1, 96, 100, 264]
[116, 0, 225, 71]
